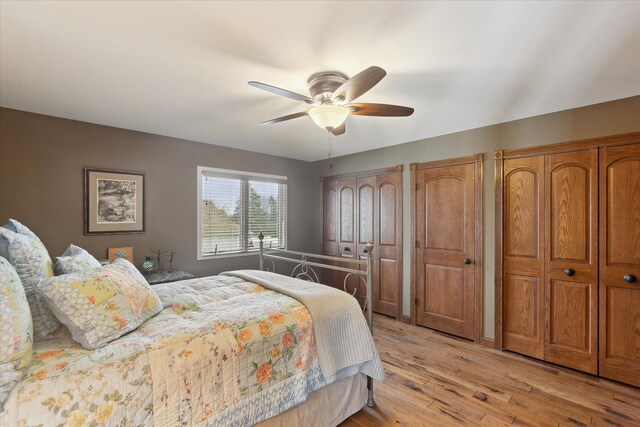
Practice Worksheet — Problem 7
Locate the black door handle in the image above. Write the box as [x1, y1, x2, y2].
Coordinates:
[344, 247, 350, 252]
[624, 274, 637, 283]
[464, 258, 472, 265]
[564, 268, 575, 277]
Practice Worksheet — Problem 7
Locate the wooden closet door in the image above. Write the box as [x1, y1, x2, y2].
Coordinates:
[416, 163, 476, 339]
[544, 149, 598, 374]
[356, 176, 375, 305]
[338, 178, 359, 299]
[374, 172, 401, 317]
[599, 143, 640, 387]
[322, 179, 339, 287]
[503, 156, 545, 359]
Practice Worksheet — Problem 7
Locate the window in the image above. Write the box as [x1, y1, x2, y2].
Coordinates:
[197, 167, 287, 258]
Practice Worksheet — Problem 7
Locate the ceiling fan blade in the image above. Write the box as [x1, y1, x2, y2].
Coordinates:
[331, 66, 386, 104]
[261, 111, 308, 125]
[348, 103, 414, 117]
[248, 81, 318, 104]
[331, 122, 346, 136]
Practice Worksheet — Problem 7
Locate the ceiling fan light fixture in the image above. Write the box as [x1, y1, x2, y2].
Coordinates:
[249, 66, 413, 135]
[308, 104, 349, 131]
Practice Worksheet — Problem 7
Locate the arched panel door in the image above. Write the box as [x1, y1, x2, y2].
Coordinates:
[544, 150, 598, 374]
[415, 161, 478, 339]
[374, 173, 402, 316]
[322, 179, 338, 287]
[599, 143, 640, 387]
[502, 156, 545, 358]
[355, 177, 375, 305]
[338, 178, 357, 297]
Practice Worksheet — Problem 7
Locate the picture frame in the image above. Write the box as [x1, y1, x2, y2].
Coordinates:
[108, 246, 133, 263]
[84, 168, 146, 235]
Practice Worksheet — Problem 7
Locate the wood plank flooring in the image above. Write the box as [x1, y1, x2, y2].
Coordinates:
[341, 314, 640, 427]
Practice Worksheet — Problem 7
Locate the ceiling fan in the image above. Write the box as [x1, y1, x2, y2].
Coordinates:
[248, 66, 414, 135]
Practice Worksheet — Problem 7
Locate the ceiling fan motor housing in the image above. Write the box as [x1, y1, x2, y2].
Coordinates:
[307, 71, 348, 102]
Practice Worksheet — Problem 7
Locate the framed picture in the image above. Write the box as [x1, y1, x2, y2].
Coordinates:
[108, 246, 133, 263]
[84, 168, 146, 235]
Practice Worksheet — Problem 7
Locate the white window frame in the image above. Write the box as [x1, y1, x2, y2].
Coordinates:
[197, 166, 287, 260]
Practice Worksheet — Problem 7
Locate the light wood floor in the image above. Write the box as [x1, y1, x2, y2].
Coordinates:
[341, 314, 640, 427]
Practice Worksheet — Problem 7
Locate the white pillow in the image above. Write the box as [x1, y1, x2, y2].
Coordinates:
[0, 220, 59, 339]
[54, 244, 101, 275]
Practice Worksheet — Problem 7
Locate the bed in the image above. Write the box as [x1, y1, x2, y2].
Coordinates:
[1, 237, 382, 426]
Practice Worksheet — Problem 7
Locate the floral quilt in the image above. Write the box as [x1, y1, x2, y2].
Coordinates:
[1, 275, 331, 426]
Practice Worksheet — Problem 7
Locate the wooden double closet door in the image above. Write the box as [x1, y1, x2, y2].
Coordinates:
[500, 138, 640, 386]
[322, 167, 402, 317]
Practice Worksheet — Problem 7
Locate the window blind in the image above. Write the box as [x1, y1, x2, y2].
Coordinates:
[199, 167, 287, 257]
[201, 176, 242, 255]
[247, 180, 287, 251]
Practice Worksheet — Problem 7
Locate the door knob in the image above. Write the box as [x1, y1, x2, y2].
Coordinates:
[564, 268, 575, 277]
[624, 274, 637, 283]
[344, 247, 350, 252]
[463, 258, 472, 265]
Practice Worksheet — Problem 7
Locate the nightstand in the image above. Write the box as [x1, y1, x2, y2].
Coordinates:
[144, 270, 194, 285]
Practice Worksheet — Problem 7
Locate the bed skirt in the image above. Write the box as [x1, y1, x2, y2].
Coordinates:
[257, 373, 366, 427]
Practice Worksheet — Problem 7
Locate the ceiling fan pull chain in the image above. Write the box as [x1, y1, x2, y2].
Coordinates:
[327, 131, 333, 169]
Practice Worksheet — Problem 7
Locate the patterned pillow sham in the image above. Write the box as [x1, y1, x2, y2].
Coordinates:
[54, 244, 101, 275]
[0, 220, 59, 339]
[36, 258, 163, 349]
[0, 256, 33, 408]
[2, 219, 42, 243]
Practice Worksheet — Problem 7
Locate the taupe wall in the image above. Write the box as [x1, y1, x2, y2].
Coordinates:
[315, 95, 640, 339]
[0, 108, 322, 277]
[3, 96, 639, 340]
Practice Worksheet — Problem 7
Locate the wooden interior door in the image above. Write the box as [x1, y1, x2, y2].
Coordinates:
[544, 149, 598, 373]
[322, 179, 339, 287]
[374, 172, 402, 317]
[338, 178, 359, 299]
[599, 142, 640, 386]
[356, 176, 375, 305]
[415, 161, 477, 339]
[502, 156, 545, 359]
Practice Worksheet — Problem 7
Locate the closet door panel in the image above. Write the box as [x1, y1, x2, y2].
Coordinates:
[548, 280, 590, 348]
[374, 173, 401, 317]
[338, 179, 359, 299]
[355, 176, 375, 305]
[378, 258, 398, 305]
[358, 179, 374, 245]
[339, 179, 356, 246]
[504, 274, 540, 340]
[379, 182, 397, 246]
[599, 143, 640, 386]
[322, 179, 339, 288]
[545, 149, 598, 374]
[603, 288, 640, 373]
[323, 181, 338, 246]
[503, 156, 545, 358]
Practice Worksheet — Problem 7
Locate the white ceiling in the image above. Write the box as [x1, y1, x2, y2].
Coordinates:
[1, 1, 639, 161]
